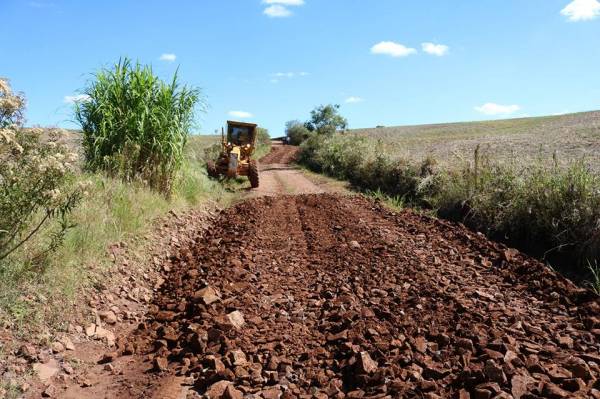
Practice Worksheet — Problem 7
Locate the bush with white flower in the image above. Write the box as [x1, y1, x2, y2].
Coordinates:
[0, 78, 84, 266]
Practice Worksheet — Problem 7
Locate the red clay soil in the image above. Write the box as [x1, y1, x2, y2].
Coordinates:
[259, 144, 300, 165]
[124, 194, 599, 398]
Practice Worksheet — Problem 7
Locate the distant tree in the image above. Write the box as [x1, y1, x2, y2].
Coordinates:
[304, 104, 348, 135]
[285, 120, 310, 145]
[256, 127, 271, 147]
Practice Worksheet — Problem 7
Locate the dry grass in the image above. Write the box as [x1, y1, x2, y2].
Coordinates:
[350, 111, 600, 169]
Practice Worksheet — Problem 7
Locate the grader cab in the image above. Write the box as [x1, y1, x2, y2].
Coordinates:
[206, 121, 260, 188]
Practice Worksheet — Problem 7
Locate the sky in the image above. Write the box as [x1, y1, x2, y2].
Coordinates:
[1, 0, 600, 136]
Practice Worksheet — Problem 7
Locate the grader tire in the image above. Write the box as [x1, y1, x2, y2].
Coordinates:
[249, 160, 259, 188]
[206, 161, 219, 179]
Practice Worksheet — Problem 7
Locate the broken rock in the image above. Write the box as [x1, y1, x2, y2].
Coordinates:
[154, 357, 168, 371]
[227, 311, 245, 330]
[99, 310, 117, 325]
[356, 351, 378, 374]
[33, 360, 59, 383]
[205, 380, 232, 398]
[194, 286, 221, 305]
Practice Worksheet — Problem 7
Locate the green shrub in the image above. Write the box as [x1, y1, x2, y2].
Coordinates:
[256, 127, 271, 147]
[75, 58, 202, 195]
[0, 79, 84, 269]
[285, 120, 310, 145]
[299, 134, 427, 204]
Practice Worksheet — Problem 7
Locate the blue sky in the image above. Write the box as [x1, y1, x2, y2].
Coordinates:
[1, 0, 599, 135]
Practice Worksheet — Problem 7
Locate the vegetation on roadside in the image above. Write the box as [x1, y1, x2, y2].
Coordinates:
[0, 69, 229, 334]
[304, 104, 348, 135]
[285, 120, 311, 145]
[1, 79, 84, 275]
[1, 133, 227, 333]
[299, 129, 600, 287]
[75, 58, 202, 195]
[286, 104, 347, 144]
[256, 127, 273, 158]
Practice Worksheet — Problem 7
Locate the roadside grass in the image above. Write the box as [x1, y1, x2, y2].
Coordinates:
[299, 132, 600, 287]
[366, 188, 406, 211]
[0, 135, 229, 336]
[588, 262, 600, 294]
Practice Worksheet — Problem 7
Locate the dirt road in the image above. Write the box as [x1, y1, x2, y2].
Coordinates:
[250, 143, 324, 197]
[37, 145, 599, 398]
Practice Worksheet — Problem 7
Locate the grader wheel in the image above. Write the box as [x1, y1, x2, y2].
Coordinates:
[206, 161, 219, 178]
[249, 160, 259, 188]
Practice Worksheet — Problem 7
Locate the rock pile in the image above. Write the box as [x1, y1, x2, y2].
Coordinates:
[129, 194, 599, 398]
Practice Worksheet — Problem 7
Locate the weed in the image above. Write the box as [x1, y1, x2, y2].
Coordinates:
[587, 262, 600, 294]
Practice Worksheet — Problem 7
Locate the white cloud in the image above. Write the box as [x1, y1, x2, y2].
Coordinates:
[273, 71, 308, 78]
[345, 96, 364, 104]
[475, 103, 521, 115]
[64, 94, 90, 104]
[159, 53, 176, 62]
[561, 0, 600, 21]
[421, 42, 449, 56]
[262, 0, 304, 5]
[264, 5, 292, 17]
[270, 71, 309, 82]
[228, 110, 253, 119]
[371, 41, 417, 58]
[29, 1, 55, 8]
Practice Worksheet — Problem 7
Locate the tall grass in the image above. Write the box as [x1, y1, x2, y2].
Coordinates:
[75, 58, 201, 195]
[299, 133, 600, 282]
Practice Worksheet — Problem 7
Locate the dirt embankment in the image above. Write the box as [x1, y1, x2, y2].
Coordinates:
[17, 144, 600, 399]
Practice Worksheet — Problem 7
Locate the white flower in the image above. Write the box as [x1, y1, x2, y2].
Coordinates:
[67, 152, 79, 162]
[0, 128, 15, 144]
[0, 79, 9, 94]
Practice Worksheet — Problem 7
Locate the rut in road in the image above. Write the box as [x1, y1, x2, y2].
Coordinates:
[132, 193, 599, 398]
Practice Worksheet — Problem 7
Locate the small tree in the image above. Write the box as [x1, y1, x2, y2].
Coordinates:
[304, 104, 348, 135]
[285, 120, 310, 145]
[256, 127, 271, 147]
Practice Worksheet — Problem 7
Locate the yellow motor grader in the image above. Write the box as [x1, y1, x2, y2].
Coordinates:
[206, 120, 259, 188]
